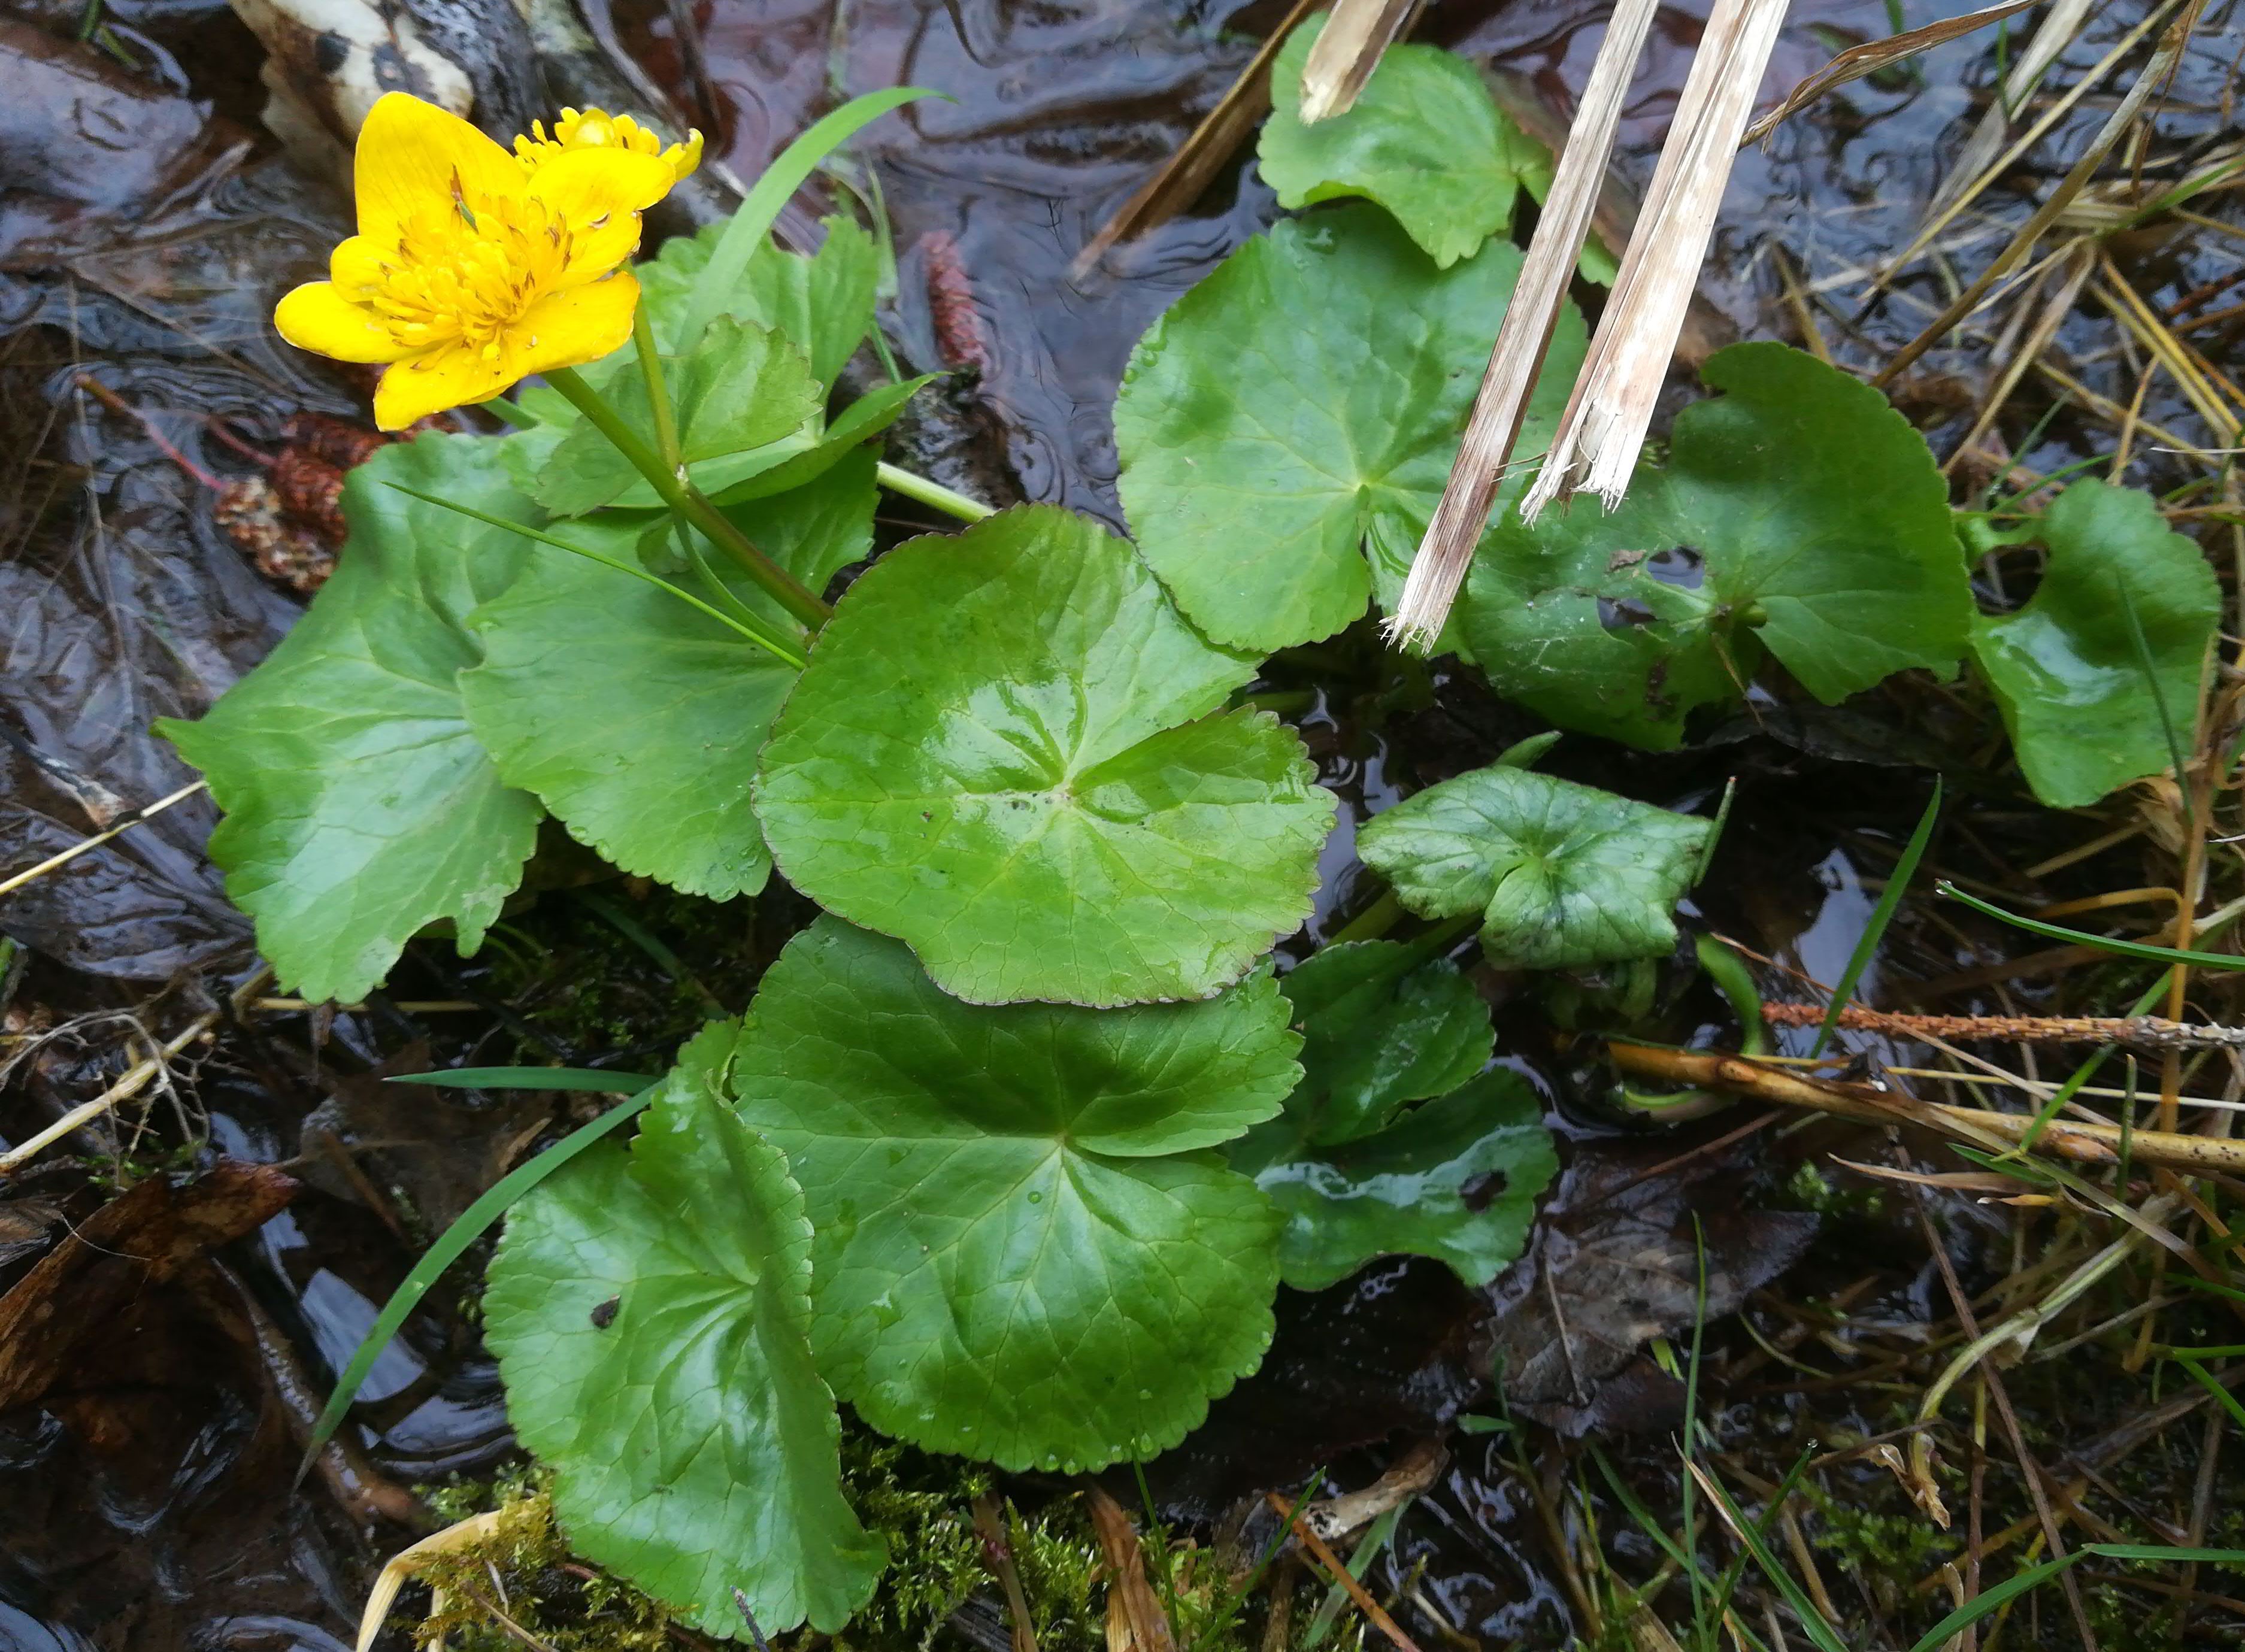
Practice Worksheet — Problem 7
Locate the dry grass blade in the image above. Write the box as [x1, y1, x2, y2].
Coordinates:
[1386, 0, 1662, 651]
[1296, 0, 1420, 123]
[1761, 1001, 2245, 1053]
[358, 1507, 529, 1652]
[1924, 0, 2096, 217]
[1071, 0, 1322, 277]
[0, 778, 208, 899]
[1522, 0, 1792, 519]
[1874, 0, 2208, 387]
[1266, 1492, 1426, 1652]
[1744, 0, 2040, 146]
[1942, 239, 2096, 468]
[1084, 1484, 1177, 1652]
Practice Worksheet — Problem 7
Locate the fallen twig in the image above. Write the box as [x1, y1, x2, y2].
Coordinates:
[1759, 1001, 2245, 1053]
[0, 778, 208, 899]
[1605, 1044, 2245, 1176]
[1266, 1492, 1425, 1652]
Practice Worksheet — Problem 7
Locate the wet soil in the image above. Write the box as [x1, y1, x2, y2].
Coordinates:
[4, 1, 2244, 1648]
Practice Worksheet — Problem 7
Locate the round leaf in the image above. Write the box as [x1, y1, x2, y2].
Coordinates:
[460, 456, 876, 898]
[1356, 764, 1711, 969]
[1972, 479, 2219, 807]
[1280, 941, 1493, 1145]
[754, 505, 1336, 1006]
[728, 918, 1296, 1472]
[1461, 343, 1971, 748]
[484, 1022, 887, 1636]
[1233, 1069, 1557, 1292]
[1115, 204, 1585, 653]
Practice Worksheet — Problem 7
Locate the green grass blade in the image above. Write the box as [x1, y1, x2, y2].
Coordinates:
[1696, 1468, 1848, 1652]
[2174, 1359, 2245, 1432]
[299, 1077, 660, 1471]
[387, 1066, 659, 1090]
[1814, 779, 1939, 1054]
[1902, 1553, 2084, 1652]
[678, 87, 944, 362]
[1938, 882, 2245, 971]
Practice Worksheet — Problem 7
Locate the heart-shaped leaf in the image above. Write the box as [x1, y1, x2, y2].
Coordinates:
[1233, 1069, 1557, 1291]
[459, 454, 877, 898]
[1460, 342, 1972, 748]
[1115, 204, 1585, 653]
[755, 505, 1336, 1007]
[1259, 16, 1549, 269]
[485, 1021, 886, 1637]
[1356, 764, 1710, 969]
[540, 319, 823, 515]
[1971, 479, 2219, 807]
[726, 918, 1295, 1471]
[1279, 940, 1492, 1146]
[157, 432, 540, 1004]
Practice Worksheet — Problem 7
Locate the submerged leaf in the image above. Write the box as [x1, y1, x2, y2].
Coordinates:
[1356, 765, 1710, 969]
[1115, 205, 1586, 653]
[1461, 343, 1971, 748]
[1278, 940, 1492, 1145]
[459, 455, 876, 898]
[1234, 1069, 1557, 1292]
[158, 434, 540, 1004]
[1260, 16, 1549, 269]
[754, 505, 1335, 1007]
[728, 919, 1295, 1472]
[1971, 479, 2219, 807]
[484, 1023, 886, 1636]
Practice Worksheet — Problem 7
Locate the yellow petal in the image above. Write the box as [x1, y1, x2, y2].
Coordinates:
[526, 146, 675, 226]
[275, 281, 413, 364]
[328, 234, 390, 290]
[663, 129, 704, 184]
[354, 92, 525, 249]
[511, 271, 641, 380]
[371, 343, 515, 430]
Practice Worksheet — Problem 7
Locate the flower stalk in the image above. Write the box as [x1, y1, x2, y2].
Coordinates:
[543, 366, 833, 630]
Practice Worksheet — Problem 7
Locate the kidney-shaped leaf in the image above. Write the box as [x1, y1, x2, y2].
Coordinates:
[1234, 1069, 1557, 1292]
[755, 505, 1336, 1007]
[1259, 16, 1549, 269]
[483, 1021, 886, 1638]
[1280, 939, 1492, 1146]
[1115, 204, 1585, 653]
[1462, 343, 1970, 747]
[459, 454, 876, 899]
[727, 919, 1295, 1472]
[157, 433, 540, 1005]
[1973, 479, 2219, 808]
[1356, 764, 1710, 969]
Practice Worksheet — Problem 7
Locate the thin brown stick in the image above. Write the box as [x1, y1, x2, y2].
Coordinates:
[1070, 0, 1322, 278]
[1084, 1485, 1175, 1652]
[1605, 1044, 2245, 1175]
[1267, 1493, 1426, 1652]
[1758, 1002, 2245, 1053]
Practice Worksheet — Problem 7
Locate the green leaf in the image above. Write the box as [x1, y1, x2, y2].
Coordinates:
[460, 455, 875, 898]
[1233, 1069, 1556, 1291]
[1461, 342, 1972, 748]
[157, 433, 540, 1004]
[1356, 764, 1710, 969]
[726, 918, 1294, 1471]
[484, 1022, 886, 1637]
[755, 505, 1336, 1007]
[1114, 204, 1586, 653]
[540, 319, 823, 515]
[710, 374, 940, 506]
[640, 213, 882, 384]
[1279, 940, 1492, 1145]
[1259, 16, 1547, 269]
[1971, 479, 2219, 807]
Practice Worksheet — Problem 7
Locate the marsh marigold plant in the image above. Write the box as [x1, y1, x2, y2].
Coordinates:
[275, 92, 698, 429]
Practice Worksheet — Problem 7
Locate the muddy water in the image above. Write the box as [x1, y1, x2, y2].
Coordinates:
[2, 0, 2241, 1647]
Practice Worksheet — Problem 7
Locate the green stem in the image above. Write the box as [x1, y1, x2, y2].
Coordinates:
[544, 366, 832, 629]
[633, 306, 683, 472]
[876, 460, 995, 522]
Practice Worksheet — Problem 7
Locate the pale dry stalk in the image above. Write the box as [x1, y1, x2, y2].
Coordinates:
[1386, 0, 1662, 651]
[1522, 0, 1792, 519]
[1296, 0, 1420, 122]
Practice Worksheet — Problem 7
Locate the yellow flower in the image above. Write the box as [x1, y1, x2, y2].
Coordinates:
[514, 107, 704, 187]
[274, 93, 686, 430]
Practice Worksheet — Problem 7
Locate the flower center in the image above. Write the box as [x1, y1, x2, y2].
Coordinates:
[356, 172, 577, 360]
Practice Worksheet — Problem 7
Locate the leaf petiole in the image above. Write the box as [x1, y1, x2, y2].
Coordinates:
[875, 460, 994, 522]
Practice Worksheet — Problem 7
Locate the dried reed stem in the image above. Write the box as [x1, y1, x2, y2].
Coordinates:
[1384, 0, 1661, 651]
[1522, 0, 1792, 519]
[1296, 0, 1420, 123]
[1760, 1001, 2245, 1054]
